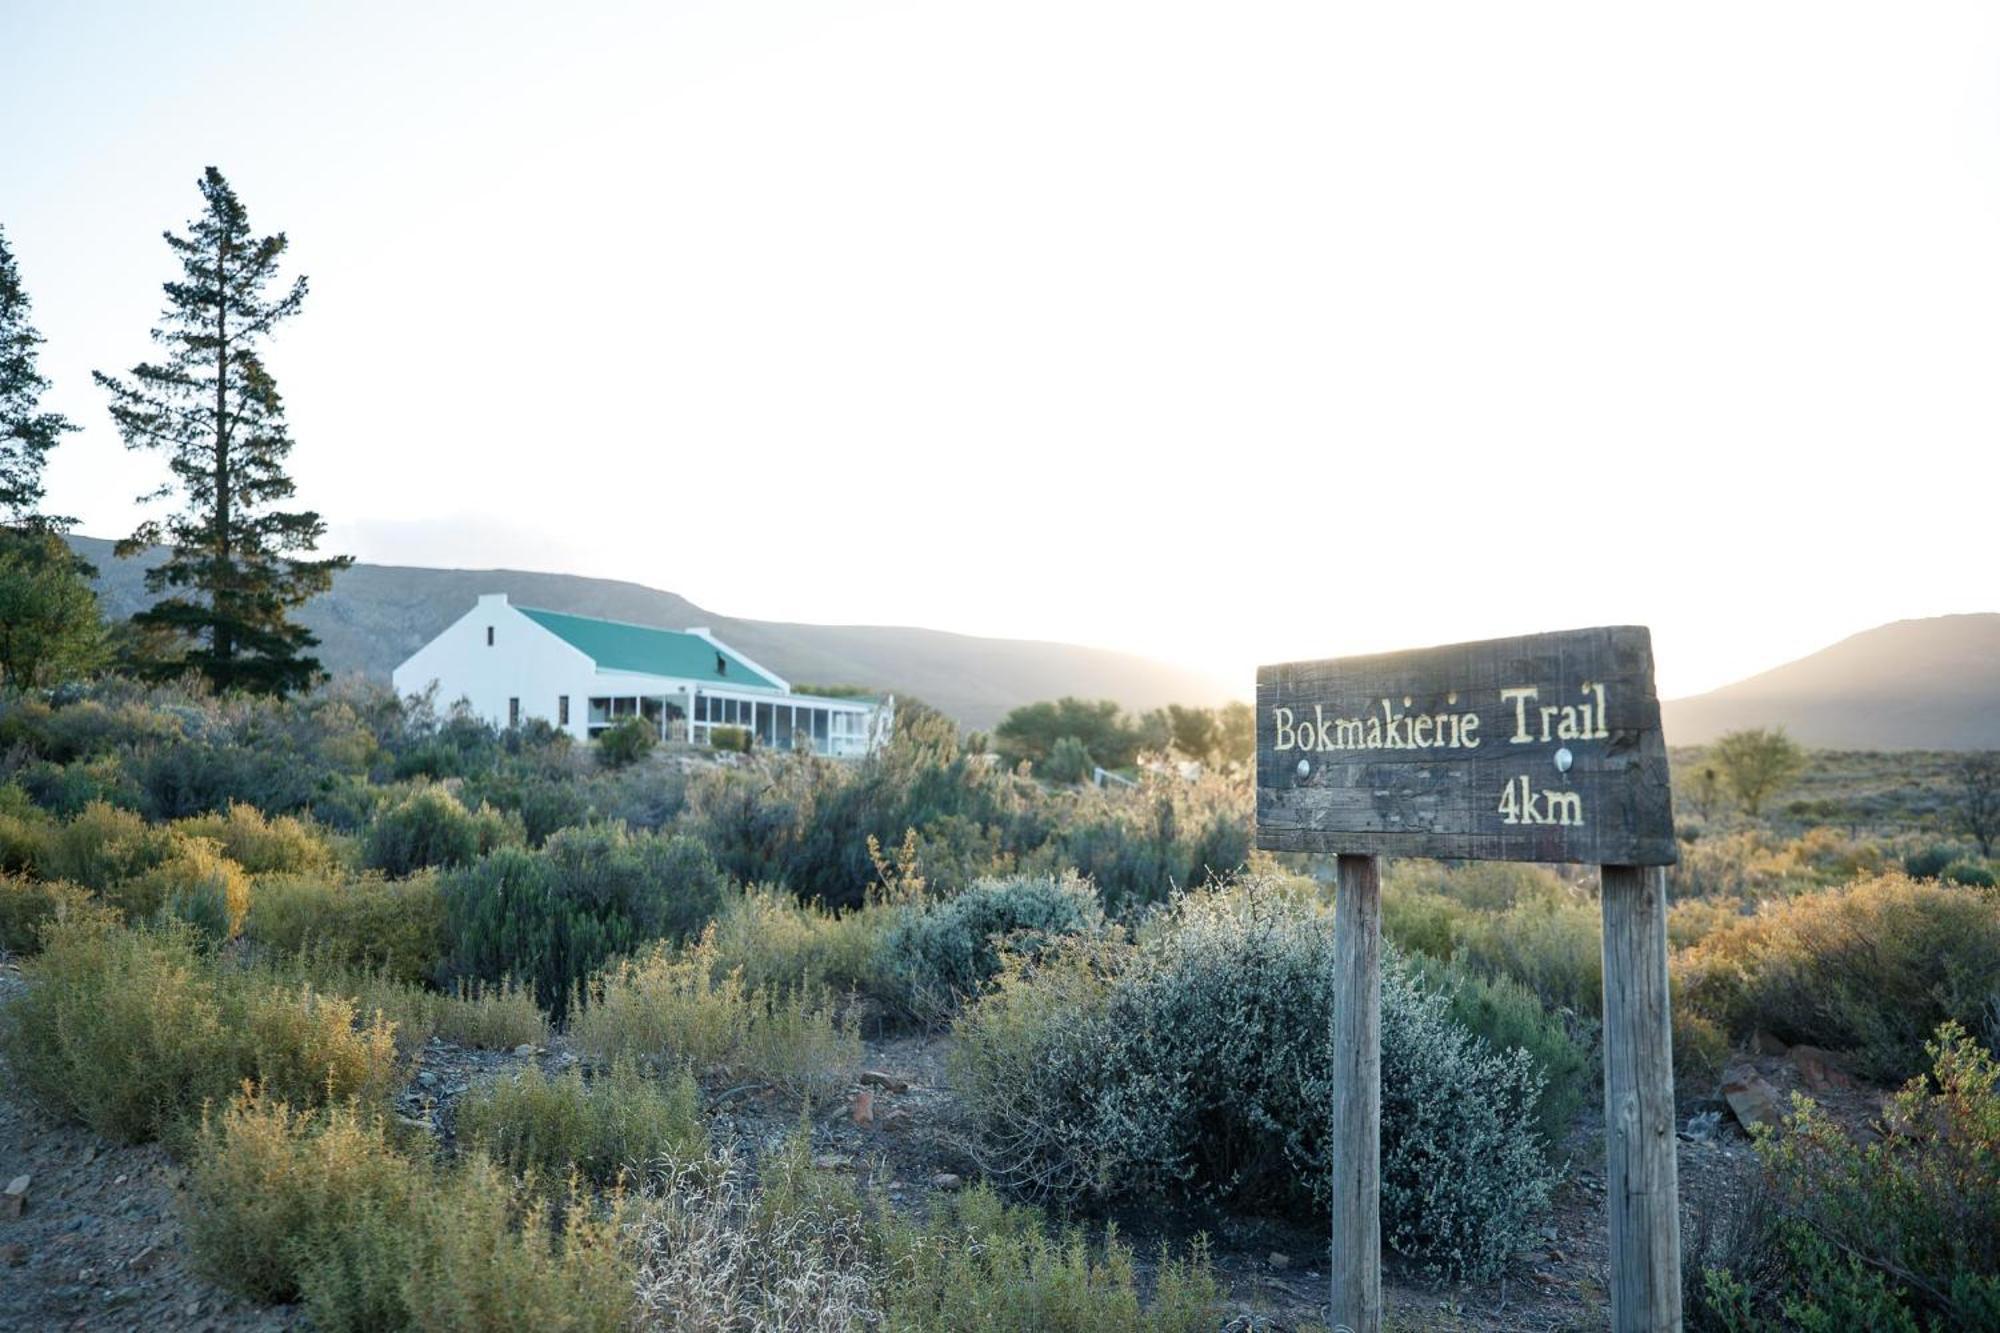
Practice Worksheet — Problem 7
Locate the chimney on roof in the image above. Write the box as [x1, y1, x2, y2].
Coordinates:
[716, 652, 728, 675]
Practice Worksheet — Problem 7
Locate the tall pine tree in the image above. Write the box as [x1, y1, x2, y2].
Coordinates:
[0, 224, 78, 522]
[94, 168, 350, 695]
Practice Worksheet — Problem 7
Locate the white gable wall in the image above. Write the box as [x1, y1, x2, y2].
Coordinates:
[392, 594, 601, 737]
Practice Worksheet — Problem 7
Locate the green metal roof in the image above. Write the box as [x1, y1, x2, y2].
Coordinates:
[517, 607, 782, 690]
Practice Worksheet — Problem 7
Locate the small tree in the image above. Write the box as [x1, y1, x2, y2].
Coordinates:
[1042, 735, 1094, 784]
[1954, 751, 1999, 859]
[994, 698, 1141, 770]
[1167, 704, 1219, 764]
[1216, 700, 1255, 770]
[94, 167, 351, 695]
[0, 527, 104, 688]
[1710, 727, 1805, 818]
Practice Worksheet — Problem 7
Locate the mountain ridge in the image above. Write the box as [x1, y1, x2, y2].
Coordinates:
[65, 535, 1234, 731]
[1661, 613, 2000, 749]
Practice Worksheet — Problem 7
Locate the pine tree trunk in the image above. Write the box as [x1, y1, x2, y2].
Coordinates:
[213, 237, 231, 672]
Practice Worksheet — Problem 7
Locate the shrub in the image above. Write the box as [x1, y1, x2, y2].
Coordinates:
[1674, 873, 2000, 1079]
[1454, 892, 1604, 1018]
[1, 916, 400, 1144]
[363, 783, 521, 877]
[246, 871, 445, 984]
[185, 1091, 634, 1333]
[439, 826, 727, 1018]
[456, 1062, 705, 1189]
[42, 799, 176, 891]
[1946, 858, 1997, 888]
[626, 1130, 1222, 1333]
[119, 836, 253, 941]
[259, 954, 548, 1053]
[878, 1185, 1222, 1333]
[572, 936, 859, 1099]
[183, 1092, 418, 1307]
[0, 873, 97, 954]
[630, 1142, 880, 1330]
[0, 785, 54, 873]
[1041, 736, 1094, 784]
[1, 917, 239, 1142]
[951, 879, 1554, 1282]
[397, 1154, 634, 1333]
[703, 884, 889, 998]
[1406, 953, 1593, 1150]
[707, 724, 750, 754]
[1691, 1023, 2000, 1329]
[1904, 843, 1963, 881]
[240, 983, 399, 1113]
[875, 873, 1100, 1021]
[176, 802, 336, 875]
[596, 716, 656, 769]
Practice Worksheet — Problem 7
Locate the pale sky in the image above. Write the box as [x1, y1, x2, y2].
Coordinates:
[4, 1, 1996, 700]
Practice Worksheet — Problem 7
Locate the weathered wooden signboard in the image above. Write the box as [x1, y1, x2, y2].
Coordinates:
[1255, 625, 1677, 866]
[1259, 626, 1683, 1333]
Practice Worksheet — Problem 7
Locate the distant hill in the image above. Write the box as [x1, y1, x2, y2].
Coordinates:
[67, 536, 1233, 731]
[1663, 614, 2000, 750]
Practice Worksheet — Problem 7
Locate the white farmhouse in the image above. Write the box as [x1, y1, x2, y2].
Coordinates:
[392, 594, 893, 757]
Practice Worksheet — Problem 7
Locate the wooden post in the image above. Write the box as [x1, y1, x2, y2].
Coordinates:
[1330, 852, 1383, 1333]
[1600, 863, 1683, 1333]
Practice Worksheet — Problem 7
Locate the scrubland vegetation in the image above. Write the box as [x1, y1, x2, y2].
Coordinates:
[0, 678, 1994, 1327]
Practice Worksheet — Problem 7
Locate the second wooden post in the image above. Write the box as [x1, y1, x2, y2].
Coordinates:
[1330, 851, 1383, 1333]
[1600, 863, 1683, 1332]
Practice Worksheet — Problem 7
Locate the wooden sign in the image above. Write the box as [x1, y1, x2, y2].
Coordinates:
[1256, 625, 1676, 866]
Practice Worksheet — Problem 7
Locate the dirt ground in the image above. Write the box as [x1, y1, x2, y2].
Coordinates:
[0, 961, 1877, 1332]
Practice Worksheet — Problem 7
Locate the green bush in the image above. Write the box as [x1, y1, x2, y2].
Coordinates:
[703, 884, 889, 998]
[1674, 873, 2000, 1080]
[185, 1091, 634, 1332]
[0, 873, 98, 954]
[707, 725, 750, 754]
[176, 802, 337, 875]
[256, 953, 547, 1053]
[876, 873, 1100, 1021]
[1689, 1023, 2000, 1330]
[878, 1184, 1222, 1332]
[456, 1062, 705, 1189]
[596, 716, 656, 769]
[1406, 953, 1593, 1150]
[950, 879, 1554, 1282]
[184, 1092, 419, 1308]
[438, 825, 727, 1018]
[398, 1154, 634, 1333]
[572, 936, 858, 1099]
[246, 871, 445, 984]
[1, 917, 238, 1142]
[1945, 858, 1997, 888]
[1904, 843, 1963, 881]
[363, 783, 521, 877]
[43, 799, 177, 891]
[1041, 736, 1094, 784]
[0, 916, 398, 1144]
[0, 784, 55, 873]
[119, 836, 253, 941]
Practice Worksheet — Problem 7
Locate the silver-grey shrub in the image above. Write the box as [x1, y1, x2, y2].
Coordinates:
[950, 876, 1555, 1283]
[876, 873, 1101, 1021]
